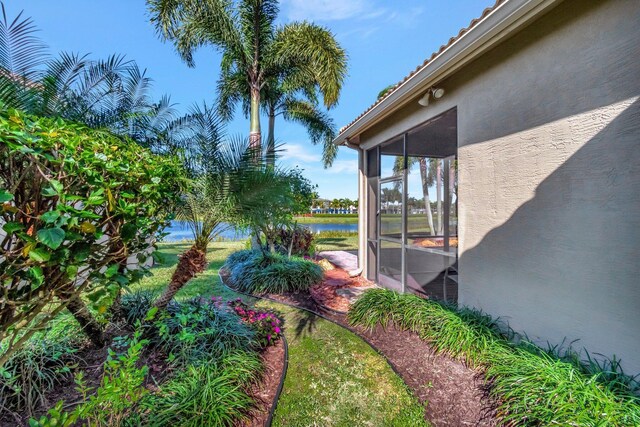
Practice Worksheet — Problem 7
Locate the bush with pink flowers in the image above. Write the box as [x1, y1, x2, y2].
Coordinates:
[228, 299, 283, 349]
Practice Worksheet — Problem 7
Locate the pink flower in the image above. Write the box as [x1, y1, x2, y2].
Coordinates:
[274, 327, 281, 334]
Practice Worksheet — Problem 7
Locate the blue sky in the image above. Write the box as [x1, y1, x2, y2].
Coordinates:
[15, 0, 489, 199]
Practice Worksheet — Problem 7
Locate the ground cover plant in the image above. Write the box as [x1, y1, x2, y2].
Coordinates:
[349, 289, 640, 426]
[226, 249, 323, 294]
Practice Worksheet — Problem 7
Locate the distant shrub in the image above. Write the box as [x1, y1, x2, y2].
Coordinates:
[226, 250, 323, 294]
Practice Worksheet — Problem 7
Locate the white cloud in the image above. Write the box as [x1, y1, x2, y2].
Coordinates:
[325, 159, 358, 174]
[279, 143, 321, 163]
[282, 0, 370, 21]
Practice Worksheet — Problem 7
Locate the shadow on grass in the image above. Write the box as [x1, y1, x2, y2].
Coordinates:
[292, 309, 321, 339]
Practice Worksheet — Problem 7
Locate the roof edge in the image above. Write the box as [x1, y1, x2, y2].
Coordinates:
[334, 0, 563, 148]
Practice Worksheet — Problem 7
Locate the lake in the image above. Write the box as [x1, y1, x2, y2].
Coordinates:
[163, 220, 358, 242]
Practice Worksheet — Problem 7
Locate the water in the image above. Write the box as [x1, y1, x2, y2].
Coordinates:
[163, 220, 358, 242]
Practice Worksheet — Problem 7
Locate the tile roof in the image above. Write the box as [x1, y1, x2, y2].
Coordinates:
[338, 0, 506, 135]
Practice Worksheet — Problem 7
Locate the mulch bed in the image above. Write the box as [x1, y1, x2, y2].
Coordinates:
[224, 275, 499, 427]
[240, 338, 286, 427]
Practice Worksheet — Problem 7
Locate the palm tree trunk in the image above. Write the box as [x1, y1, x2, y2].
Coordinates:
[249, 86, 261, 150]
[266, 106, 276, 167]
[419, 158, 435, 236]
[153, 245, 207, 310]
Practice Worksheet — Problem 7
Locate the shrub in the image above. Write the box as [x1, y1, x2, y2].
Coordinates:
[0, 108, 184, 364]
[136, 351, 262, 427]
[266, 224, 315, 257]
[118, 291, 158, 325]
[0, 338, 78, 418]
[228, 299, 283, 348]
[349, 289, 640, 426]
[226, 250, 323, 294]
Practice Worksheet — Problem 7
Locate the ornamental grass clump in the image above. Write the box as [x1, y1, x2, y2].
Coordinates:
[226, 250, 323, 294]
[349, 289, 640, 426]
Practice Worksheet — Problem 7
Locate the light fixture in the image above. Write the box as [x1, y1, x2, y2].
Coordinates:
[418, 87, 445, 107]
[418, 92, 430, 107]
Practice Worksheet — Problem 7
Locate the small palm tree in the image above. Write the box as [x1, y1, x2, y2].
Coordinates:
[148, 0, 347, 152]
[152, 103, 290, 309]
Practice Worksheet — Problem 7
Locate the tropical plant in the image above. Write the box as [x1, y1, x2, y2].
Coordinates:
[151, 104, 298, 309]
[0, 3, 178, 148]
[148, 0, 347, 153]
[0, 108, 184, 365]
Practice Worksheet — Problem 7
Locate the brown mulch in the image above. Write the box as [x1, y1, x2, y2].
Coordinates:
[245, 287, 498, 427]
[239, 339, 286, 427]
[354, 324, 497, 426]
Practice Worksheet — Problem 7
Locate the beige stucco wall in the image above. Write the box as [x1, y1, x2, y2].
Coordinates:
[358, 0, 640, 373]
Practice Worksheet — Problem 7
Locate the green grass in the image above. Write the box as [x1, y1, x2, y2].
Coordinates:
[133, 241, 250, 302]
[294, 215, 358, 224]
[349, 289, 640, 426]
[315, 236, 359, 252]
[256, 301, 428, 427]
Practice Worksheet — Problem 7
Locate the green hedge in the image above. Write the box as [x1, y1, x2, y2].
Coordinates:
[349, 289, 640, 426]
[226, 250, 323, 294]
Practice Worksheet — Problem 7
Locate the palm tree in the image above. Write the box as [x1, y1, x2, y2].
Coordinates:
[148, 0, 347, 153]
[394, 156, 438, 235]
[0, 7, 173, 147]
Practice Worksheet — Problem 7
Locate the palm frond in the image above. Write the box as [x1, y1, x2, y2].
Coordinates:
[281, 98, 337, 167]
[270, 22, 347, 108]
[0, 3, 48, 109]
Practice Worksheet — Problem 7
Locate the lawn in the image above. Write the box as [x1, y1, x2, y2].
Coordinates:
[130, 240, 427, 426]
[258, 301, 427, 427]
[294, 215, 358, 224]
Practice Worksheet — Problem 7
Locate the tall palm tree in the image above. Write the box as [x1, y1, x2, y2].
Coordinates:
[147, 0, 347, 153]
[394, 156, 438, 235]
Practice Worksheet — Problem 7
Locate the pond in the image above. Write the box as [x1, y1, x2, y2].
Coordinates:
[163, 220, 358, 242]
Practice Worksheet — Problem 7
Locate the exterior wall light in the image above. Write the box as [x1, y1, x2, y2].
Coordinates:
[418, 87, 445, 107]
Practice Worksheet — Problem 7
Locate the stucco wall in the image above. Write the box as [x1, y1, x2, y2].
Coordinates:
[358, 0, 640, 373]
